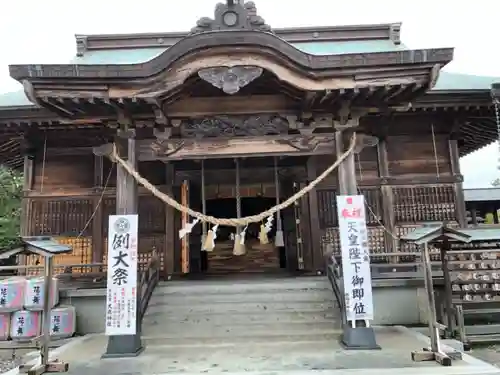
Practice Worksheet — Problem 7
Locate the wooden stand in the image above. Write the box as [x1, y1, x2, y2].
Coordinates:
[19, 256, 69, 375]
[410, 243, 460, 367]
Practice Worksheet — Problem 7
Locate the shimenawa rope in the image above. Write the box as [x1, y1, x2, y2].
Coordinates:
[109, 133, 357, 227]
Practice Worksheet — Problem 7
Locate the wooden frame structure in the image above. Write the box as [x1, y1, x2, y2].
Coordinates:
[0, 237, 72, 375]
[0, 0, 498, 279]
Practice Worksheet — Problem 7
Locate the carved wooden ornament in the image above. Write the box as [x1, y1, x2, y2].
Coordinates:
[198, 66, 263, 95]
[180, 114, 289, 138]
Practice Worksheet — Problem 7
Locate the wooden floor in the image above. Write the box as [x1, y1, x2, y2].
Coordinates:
[206, 238, 281, 274]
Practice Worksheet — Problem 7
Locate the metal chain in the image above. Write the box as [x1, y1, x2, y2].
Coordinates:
[235, 158, 242, 234]
[491, 89, 500, 171]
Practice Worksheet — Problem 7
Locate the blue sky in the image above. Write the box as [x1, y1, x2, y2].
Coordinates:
[0, 0, 498, 187]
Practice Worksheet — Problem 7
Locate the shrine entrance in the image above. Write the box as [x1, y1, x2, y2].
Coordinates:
[203, 196, 284, 274]
[173, 156, 309, 277]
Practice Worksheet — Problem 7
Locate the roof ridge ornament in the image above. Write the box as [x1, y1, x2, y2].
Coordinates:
[189, 1, 273, 35]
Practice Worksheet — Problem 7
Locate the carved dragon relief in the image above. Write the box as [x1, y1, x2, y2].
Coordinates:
[180, 114, 289, 138]
[190, 1, 273, 35]
[198, 66, 263, 95]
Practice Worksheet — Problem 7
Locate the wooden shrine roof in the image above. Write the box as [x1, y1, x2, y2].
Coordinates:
[0, 0, 498, 167]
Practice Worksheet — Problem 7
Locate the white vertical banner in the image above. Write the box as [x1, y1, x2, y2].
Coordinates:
[336, 195, 374, 322]
[105, 214, 139, 336]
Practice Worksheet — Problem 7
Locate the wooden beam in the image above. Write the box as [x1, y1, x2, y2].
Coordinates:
[449, 135, 466, 227]
[141, 135, 336, 161]
[164, 95, 298, 116]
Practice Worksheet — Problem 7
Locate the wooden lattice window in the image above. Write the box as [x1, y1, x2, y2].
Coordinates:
[393, 185, 456, 223]
[29, 198, 93, 236]
[317, 189, 338, 229]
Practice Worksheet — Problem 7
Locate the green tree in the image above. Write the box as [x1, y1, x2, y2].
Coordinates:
[492, 178, 500, 187]
[0, 166, 23, 249]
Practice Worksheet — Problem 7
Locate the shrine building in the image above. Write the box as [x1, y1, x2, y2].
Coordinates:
[0, 0, 499, 280]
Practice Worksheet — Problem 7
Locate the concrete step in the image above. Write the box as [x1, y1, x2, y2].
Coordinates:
[149, 289, 336, 306]
[145, 300, 338, 316]
[141, 339, 345, 373]
[153, 276, 331, 296]
[142, 331, 342, 348]
[142, 320, 340, 338]
[143, 310, 339, 325]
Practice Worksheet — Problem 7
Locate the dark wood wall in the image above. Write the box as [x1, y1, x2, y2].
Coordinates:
[21, 115, 465, 276]
[313, 131, 461, 267]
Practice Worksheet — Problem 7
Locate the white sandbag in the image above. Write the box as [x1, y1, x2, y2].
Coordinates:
[10, 310, 41, 341]
[50, 305, 76, 339]
[0, 314, 11, 341]
[0, 277, 25, 313]
[24, 277, 59, 311]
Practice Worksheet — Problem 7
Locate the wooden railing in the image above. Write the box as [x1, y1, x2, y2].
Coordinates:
[138, 248, 160, 321]
[325, 253, 347, 326]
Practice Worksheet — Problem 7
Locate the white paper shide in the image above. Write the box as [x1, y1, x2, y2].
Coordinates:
[105, 215, 138, 335]
[336, 195, 374, 322]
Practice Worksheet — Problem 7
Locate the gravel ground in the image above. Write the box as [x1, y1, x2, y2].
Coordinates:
[470, 345, 500, 367]
[0, 348, 33, 373]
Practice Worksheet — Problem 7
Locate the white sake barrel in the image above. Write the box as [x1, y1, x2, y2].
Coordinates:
[24, 277, 59, 311]
[0, 313, 11, 341]
[50, 305, 76, 339]
[10, 310, 41, 341]
[0, 277, 26, 313]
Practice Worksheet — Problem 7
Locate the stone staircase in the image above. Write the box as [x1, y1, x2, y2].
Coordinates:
[141, 276, 343, 373]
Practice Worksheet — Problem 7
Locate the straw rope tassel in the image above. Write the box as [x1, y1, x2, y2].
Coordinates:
[233, 159, 246, 256]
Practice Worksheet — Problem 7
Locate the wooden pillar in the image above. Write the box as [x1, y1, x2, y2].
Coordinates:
[164, 163, 175, 279]
[104, 130, 143, 358]
[377, 138, 398, 259]
[449, 136, 466, 227]
[470, 206, 477, 226]
[18, 152, 34, 276]
[306, 156, 322, 272]
[334, 119, 379, 349]
[92, 154, 104, 264]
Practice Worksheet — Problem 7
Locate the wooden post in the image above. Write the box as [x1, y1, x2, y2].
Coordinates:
[164, 163, 175, 279]
[449, 135, 466, 227]
[306, 156, 322, 272]
[92, 155, 104, 265]
[377, 138, 398, 262]
[334, 122, 379, 350]
[103, 130, 144, 358]
[19, 148, 34, 276]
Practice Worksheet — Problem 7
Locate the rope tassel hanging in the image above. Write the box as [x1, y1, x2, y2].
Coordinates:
[233, 158, 246, 256]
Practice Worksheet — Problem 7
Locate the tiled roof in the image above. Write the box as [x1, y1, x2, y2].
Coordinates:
[0, 39, 498, 108]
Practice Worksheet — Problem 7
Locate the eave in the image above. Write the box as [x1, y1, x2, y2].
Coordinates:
[9, 31, 453, 81]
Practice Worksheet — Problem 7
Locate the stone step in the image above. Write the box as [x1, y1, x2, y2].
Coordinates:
[142, 331, 342, 347]
[142, 320, 339, 338]
[145, 300, 338, 316]
[154, 277, 330, 296]
[143, 310, 340, 325]
[149, 289, 336, 306]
